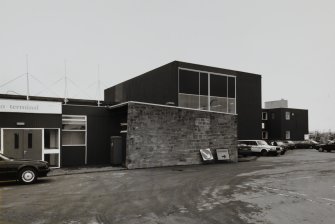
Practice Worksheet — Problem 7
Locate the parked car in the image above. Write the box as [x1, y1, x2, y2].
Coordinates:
[294, 140, 319, 149]
[237, 144, 253, 157]
[282, 140, 296, 149]
[317, 140, 335, 152]
[268, 141, 287, 155]
[0, 153, 50, 184]
[238, 140, 282, 156]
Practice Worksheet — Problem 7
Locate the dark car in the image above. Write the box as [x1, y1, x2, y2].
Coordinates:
[268, 141, 287, 155]
[317, 140, 335, 152]
[282, 140, 296, 149]
[237, 144, 253, 157]
[0, 153, 50, 184]
[294, 140, 319, 149]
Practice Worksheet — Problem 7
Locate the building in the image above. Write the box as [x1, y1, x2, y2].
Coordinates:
[0, 61, 262, 169]
[0, 94, 123, 168]
[105, 61, 262, 140]
[262, 100, 309, 141]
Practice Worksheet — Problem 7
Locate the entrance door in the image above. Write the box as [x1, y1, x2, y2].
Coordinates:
[3, 129, 42, 160]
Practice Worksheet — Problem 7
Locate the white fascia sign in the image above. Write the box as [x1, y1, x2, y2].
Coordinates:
[0, 99, 62, 114]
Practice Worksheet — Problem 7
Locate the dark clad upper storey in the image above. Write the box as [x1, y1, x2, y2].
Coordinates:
[104, 61, 262, 139]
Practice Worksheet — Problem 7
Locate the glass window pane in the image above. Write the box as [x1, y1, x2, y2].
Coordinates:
[228, 98, 236, 114]
[228, 77, 235, 98]
[210, 96, 227, 112]
[179, 69, 199, 95]
[28, 133, 32, 148]
[178, 93, 199, 109]
[44, 129, 59, 149]
[14, 133, 19, 149]
[200, 95, 208, 110]
[62, 120, 86, 130]
[286, 112, 290, 120]
[200, 73, 208, 96]
[285, 131, 290, 139]
[62, 115, 86, 120]
[210, 74, 227, 97]
[62, 132, 85, 145]
[44, 154, 59, 167]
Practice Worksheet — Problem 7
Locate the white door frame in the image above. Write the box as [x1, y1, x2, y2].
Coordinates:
[0, 128, 60, 168]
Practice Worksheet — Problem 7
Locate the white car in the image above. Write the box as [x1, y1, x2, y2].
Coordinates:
[238, 140, 282, 156]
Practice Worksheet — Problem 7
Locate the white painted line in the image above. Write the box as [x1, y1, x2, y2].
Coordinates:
[321, 198, 335, 202]
[278, 193, 290, 197]
[288, 191, 307, 196]
[263, 187, 279, 191]
[292, 176, 313, 180]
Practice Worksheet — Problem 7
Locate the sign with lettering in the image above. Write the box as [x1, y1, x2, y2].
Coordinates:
[0, 99, 62, 114]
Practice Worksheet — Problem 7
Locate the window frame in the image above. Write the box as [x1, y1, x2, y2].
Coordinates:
[262, 112, 268, 120]
[262, 131, 268, 140]
[285, 131, 291, 140]
[178, 67, 236, 114]
[62, 115, 87, 165]
[285, 112, 290, 120]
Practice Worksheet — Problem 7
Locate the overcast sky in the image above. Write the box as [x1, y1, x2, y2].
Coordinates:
[0, 0, 334, 132]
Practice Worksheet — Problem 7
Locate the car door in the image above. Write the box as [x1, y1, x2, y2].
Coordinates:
[249, 141, 261, 152]
[0, 157, 17, 180]
[329, 141, 335, 151]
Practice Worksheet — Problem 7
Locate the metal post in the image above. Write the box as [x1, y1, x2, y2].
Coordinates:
[26, 55, 30, 100]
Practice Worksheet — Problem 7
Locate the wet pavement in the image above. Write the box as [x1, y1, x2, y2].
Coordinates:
[1, 149, 335, 224]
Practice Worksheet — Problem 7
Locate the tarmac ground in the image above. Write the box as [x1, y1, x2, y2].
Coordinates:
[1, 149, 335, 224]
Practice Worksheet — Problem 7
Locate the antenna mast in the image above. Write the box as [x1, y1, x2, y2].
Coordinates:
[64, 60, 68, 104]
[97, 64, 101, 106]
[26, 55, 30, 100]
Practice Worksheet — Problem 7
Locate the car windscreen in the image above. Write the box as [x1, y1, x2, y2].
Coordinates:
[257, 140, 268, 146]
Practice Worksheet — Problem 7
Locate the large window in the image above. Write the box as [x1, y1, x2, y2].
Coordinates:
[62, 115, 87, 146]
[178, 68, 236, 114]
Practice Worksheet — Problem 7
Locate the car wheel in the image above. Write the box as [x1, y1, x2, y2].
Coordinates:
[327, 149, 331, 152]
[19, 167, 37, 184]
[318, 147, 324, 152]
[261, 149, 268, 156]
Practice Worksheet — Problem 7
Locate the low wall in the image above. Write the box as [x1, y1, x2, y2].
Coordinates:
[126, 102, 237, 169]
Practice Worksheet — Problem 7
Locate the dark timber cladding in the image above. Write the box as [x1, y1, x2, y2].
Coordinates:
[262, 108, 308, 140]
[104, 61, 262, 139]
[62, 105, 127, 166]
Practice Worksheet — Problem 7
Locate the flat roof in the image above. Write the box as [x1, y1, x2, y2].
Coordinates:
[109, 101, 238, 116]
[0, 94, 105, 106]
